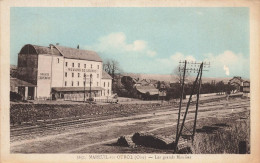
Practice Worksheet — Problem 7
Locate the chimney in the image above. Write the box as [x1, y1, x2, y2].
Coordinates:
[49, 44, 54, 49]
[77, 45, 79, 49]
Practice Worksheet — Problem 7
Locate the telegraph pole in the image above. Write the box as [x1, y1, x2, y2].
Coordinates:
[83, 73, 86, 102]
[176, 60, 187, 141]
[192, 63, 203, 142]
[89, 74, 92, 102]
[174, 60, 209, 153]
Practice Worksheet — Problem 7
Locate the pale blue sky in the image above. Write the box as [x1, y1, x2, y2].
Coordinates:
[11, 7, 249, 78]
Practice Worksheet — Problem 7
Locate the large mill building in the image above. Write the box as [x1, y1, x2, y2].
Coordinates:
[15, 44, 112, 101]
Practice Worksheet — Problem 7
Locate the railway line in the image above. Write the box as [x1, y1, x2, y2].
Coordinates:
[11, 97, 250, 140]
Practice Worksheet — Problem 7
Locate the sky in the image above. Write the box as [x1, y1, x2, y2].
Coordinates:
[10, 7, 249, 78]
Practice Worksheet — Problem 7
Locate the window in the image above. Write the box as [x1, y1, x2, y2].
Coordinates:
[65, 81, 67, 86]
[65, 62, 68, 67]
[104, 91, 105, 96]
[72, 73, 74, 77]
[78, 73, 80, 77]
[65, 72, 67, 77]
[84, 64, 86, 68]
[57, 58, 59, 63]
[108, 82, 109, 87]
[72, 81, 74, 86]
[91, 64, 92, 69]
[108, 90, 109, 95]
[97, 82, 99, 86]
[78, 63, 80, 68]
[72, 63, 74, 67]
[97, 65, 99, 69]
[83, 81, 85, 86]
[104, 82, 105, 87]
[84, 73, 86, 77]
[97, 74, 99, 78]
[77, 81, 79, 86]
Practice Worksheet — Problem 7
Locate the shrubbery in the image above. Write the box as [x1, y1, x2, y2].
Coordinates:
[10, 92, 23, 101]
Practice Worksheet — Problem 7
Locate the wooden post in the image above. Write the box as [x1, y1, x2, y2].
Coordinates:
[174, 63, 202, 153]
[176, 61, 187, 142]
[192, 63, 203, 142]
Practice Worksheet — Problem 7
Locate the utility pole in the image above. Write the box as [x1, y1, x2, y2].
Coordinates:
[176, 60, 187, 141]
[83, 73, 86, 102]
[192, 62, 203, 142]
[174, 60, 209, 153]
[89, 74, 93, 102]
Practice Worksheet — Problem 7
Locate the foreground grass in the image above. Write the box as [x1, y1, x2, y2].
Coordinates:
[191, 118, 250, 154]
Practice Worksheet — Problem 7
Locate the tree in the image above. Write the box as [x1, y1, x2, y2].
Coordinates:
[103, 59, 122, 93]
[215, 81, 225, 94]
[168, 65, 191, 99]
[171, 65, 190, 84]
[103, 59, 121, 80]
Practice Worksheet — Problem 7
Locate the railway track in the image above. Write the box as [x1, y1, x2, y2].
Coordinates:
[11, 98, 250, 139]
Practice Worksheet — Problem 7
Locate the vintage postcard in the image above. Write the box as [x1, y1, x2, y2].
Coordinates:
[1, 0, 260, 162]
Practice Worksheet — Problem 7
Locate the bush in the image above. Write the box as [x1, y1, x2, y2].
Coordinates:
[192, 120, 250, 154]
[10, 91, 22, 101]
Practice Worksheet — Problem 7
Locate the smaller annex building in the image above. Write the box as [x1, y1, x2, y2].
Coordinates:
[10, 78, 36, 100]
[16, 44, 112, 101]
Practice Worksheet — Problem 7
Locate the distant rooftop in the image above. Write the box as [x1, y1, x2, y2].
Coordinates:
[102, 70, 113, 79]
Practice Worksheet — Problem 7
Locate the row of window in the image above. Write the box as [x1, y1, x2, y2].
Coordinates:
[65, 72, 99, 78]
[64, 61, 100, 69]
[64, 81, 110, 87]
[64, 81, 98, 87]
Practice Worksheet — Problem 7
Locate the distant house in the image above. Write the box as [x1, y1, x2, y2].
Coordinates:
[135, 85, 159, 100]
[121, 75, 166, 99]
[229, 76, 250, 96]
[229, 76, 244, 92]
[242, 81, 250, 97]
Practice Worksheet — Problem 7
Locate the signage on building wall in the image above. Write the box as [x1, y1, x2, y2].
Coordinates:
[38, 73, 51, 80]
[67, 68, 97, 73]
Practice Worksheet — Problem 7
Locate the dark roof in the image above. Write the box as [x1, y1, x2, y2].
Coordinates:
[10, 78, 36, 87]
[20, 44, 61, 56]
[102, 71, 112, 79]
[136, 85, 159, 95]
[54, 45, 102, 62]
[229, 76, 244, 82]
[52, 87, 105, 92]
[33, 45, 61, 55]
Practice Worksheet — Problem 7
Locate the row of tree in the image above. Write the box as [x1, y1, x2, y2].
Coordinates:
[163, 81, 236, 101]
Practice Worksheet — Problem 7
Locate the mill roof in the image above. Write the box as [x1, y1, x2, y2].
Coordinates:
[54, 45, 102, 62]
[19, 44, 102, 62]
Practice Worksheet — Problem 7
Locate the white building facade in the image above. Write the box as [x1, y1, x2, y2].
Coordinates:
[17, 44, 112, 101]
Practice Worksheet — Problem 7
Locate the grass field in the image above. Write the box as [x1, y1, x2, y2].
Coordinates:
[192, 117, 250, 154]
